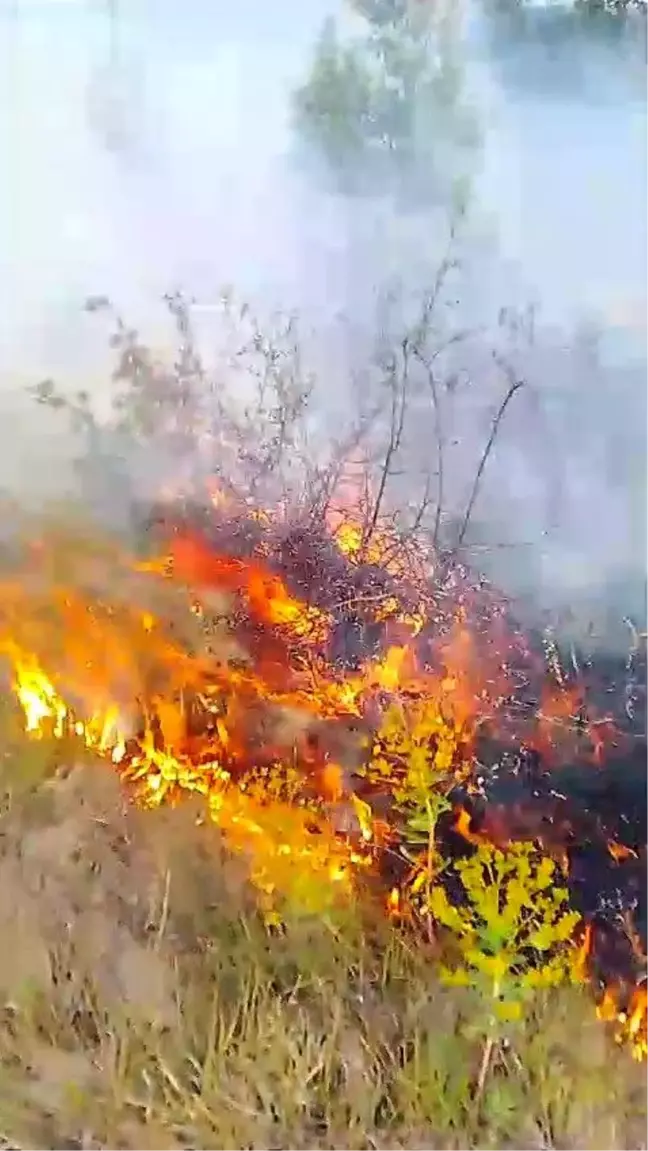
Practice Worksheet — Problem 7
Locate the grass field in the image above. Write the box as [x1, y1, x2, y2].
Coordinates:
[0, 701, 644, 1151]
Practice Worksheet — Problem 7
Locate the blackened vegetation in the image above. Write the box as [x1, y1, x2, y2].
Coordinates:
[139, 498, 647, 985]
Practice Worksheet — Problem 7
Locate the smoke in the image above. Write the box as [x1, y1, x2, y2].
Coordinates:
[0, 0, 645, 643]
[461, 0, 647, 639]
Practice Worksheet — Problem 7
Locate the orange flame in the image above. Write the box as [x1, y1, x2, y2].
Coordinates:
[0, 515, 643, 1058]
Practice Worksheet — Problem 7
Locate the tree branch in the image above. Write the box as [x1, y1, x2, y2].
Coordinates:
[455, 356, 526, 552]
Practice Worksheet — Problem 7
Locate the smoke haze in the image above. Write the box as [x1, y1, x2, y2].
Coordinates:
[0, 0, 645, 641]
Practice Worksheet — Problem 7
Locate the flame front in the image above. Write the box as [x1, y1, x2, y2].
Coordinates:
[0, 510, 645, 1057]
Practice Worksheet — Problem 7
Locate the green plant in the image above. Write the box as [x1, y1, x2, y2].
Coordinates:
[366, 695, 470, 922]
[429, 841, 582, 1102]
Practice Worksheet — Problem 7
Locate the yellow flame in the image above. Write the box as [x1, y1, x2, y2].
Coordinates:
[6, 646, 370, 914]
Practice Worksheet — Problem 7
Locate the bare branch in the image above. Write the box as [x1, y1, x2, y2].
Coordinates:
[413, 347, 445, 548]
[454, 354, 526, 552]
[362, 337, 410, 554]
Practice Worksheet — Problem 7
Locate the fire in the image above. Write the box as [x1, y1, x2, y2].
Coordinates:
[608, 840, 639, 863]
[597, 983, 648, 1062]
[387, 886, 401, 917]
[7, 645, 370, 913]
[0, 508, 644, 1059]
[454, 805, 486, 847]
[3, 524, 463, 920]
[11, 649, 68, 737]
[373, 644, 409, 691]
[325, 477, 432, 583]
[333, 521, 365, 561]
[170, 533, 331, 642]
[8, 644, 128, 758]
[624, 984, 648, 1061]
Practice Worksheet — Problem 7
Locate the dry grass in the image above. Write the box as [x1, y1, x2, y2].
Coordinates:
[0, 698, 644, 1151]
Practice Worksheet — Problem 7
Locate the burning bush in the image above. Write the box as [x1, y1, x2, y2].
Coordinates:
[0, 515, 644, 1151]
[0, 489, 645, 1071]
